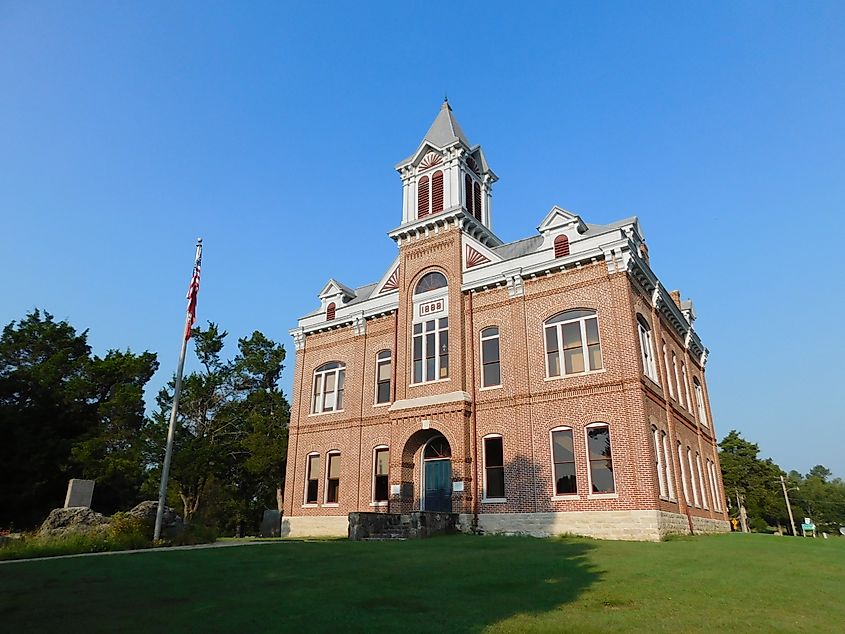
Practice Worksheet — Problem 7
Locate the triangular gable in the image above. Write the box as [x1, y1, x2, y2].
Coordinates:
[538, 206, 588, 235]
[373, 257, 401, 295]
[319, 278, 356, 301]
[462, 234, 502, 270]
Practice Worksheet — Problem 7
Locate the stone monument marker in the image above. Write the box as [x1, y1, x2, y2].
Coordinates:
[64, 479, 95, 508]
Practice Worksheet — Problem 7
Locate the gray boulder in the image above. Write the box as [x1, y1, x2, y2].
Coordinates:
[39, 507, 109, 537]
[127, 501, 184, 538]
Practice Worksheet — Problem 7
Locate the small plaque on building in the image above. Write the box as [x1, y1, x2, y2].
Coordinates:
[452, 481, 464, 492]
[64, 479, 95, 508]
[390, 484, 401, 497]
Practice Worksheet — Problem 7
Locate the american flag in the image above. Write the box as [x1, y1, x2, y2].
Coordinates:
[184, 252, 201, 340]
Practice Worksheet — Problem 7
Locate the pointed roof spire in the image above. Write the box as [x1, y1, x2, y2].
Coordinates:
[423, 99, 470, 147]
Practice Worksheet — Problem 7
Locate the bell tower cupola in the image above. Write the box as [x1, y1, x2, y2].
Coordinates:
[394, 100, 498, 232]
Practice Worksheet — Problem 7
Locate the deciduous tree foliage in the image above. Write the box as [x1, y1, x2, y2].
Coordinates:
[0, 310, 158, 528]
[149, 324, 289, 533]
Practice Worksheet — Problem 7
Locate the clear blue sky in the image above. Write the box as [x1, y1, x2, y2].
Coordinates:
[2, 2, 843, 477]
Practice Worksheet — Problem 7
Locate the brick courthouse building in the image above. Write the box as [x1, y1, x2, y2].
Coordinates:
[283, 102, 729, 540]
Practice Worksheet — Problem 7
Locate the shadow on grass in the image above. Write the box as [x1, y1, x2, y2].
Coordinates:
[0, 535, 600, 633]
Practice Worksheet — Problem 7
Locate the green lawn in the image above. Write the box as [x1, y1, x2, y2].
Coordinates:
[1, 533, 843, 632]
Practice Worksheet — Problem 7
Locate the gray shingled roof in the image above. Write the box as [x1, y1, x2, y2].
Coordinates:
[304, 282, 379, 318]
[492, 235, 544, 260]
[424, 100, 470, 147]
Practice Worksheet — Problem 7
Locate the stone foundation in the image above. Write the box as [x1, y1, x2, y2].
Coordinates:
[460, 510, 730, 542]
[282, 515, 348, 538]
[348, 511, 457, 540]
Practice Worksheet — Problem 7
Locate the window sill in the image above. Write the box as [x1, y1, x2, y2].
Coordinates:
[587, 493, 618, 500]
[410, 377, 452, 387]
[369, 501, 388, 507]
[308, 410, 345, 418]
[302, 503, 319, 508]
[659, 496, 677, 503]
[479, 384, 503, 392]
[543, 368, 607, 382]
[373, 402, 391, 408]
[322, 503, 339, 508]
[481, 498, 507, 504]
[552, 494, 580, 501]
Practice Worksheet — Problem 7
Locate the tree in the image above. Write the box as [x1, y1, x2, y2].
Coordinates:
[719, 430, 788, 532]
[150, 324, 289, 533]
[0, 310, 158, 528]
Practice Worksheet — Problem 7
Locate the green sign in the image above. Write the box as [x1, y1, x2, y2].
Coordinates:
[802, 523, 815, 531]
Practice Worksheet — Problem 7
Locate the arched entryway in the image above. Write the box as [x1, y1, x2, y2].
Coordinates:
[422, 435, 452, 512]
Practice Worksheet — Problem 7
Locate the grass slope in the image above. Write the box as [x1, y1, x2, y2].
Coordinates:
[1, 533, 842, 632]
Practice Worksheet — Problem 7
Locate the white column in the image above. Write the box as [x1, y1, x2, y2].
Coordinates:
[402, 177, 410, 223]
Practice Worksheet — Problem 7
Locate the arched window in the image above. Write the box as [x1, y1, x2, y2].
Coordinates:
[326, 302, 336, 321]
[554, 235, 570, 258]
[696, 453, 709, 509]
[465, 174, 473, 217]
[550, 426, 577, 496]
[424, 436, 451, 459]
[325, 451, 341, 504]
[682, 362, 692, 411]
[413, 271, 449, 384]
[544, 309, 603, 377]
[373, 446, 389, 503]
[415, 271, 448, 295]
[653, 426, 667, 498]
[312, 362, 345, 414]
[418, 175, 430, 218]
[473, 182, 482, 220]
[375, 350, 391, 404]
[431, 170, 444, 213]
[482, 434, 505, 500]
[637, 315, 658, 382]
[586, 423, 615, 494]
[687, 447, 700, 507]
[694, 378, 708, 427]
[662, 432, 675, 500]
[677, 441, 691, 505]
[305, 452, 320, 504]
[480, 327, 501, 388]
[663, 342, 674, 398]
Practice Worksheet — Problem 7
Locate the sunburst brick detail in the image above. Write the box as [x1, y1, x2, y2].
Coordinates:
[380, 266, 400, 293]
[419, 152, 443, 170]
[466, 245, 490, 268]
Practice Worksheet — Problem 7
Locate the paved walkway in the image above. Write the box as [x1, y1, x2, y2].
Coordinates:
[0, 539, 283, 565]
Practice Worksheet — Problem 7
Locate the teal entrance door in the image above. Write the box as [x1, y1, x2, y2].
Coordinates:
[424, 458, 452, 512]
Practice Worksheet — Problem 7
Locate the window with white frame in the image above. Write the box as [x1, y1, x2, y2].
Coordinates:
[696, 453, 708, 509]
[663, 342, 674, 398]
[375, 350, 391, 404]
[687, 448, 700, 507]
[325, 452, 341, 504]
[550, 427, 577, 495]
[638, 316, 659, 382]
[662, 431, 675, 500]
[305, 453, 320, 504]
[483, 435, 505, 500]
[412, 272, 449, 384]
[694, 378, 708, 427]
[677, 442, 690, 505]
[682, 362, 692, 412]
[586, 424, 615, 494]
[709, 460, 722, 511]
[672, 352, 683, 407]
[653, 426, 667, 498]
[312, 362, 345, 414]
[373, 447, 389, 503]
[544, 310, 603, 377]
[480, 327, 501, 387]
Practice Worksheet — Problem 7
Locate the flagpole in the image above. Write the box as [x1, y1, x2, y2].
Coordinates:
[155, 238, 203, 541]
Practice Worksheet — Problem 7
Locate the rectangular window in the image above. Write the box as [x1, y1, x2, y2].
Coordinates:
[682, 363, 692, 412]
[374, 448, 389, 502]
[638, 318, 658, 382]
[672, 353, 683, 407]
[696, 453, 708, 509]
[412, 318, 449, 383]
[306, 454, 320, 504]
[545, 327, 560, 377]
[551, 428, 576, 495]
[663, 343, 674, 398]
[587, 426, 615, 494]
[483, 436, 505, 499]
[480, 327, 501, 387]
[376, 351, 391, 404]
[326, 453, 340, 504]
